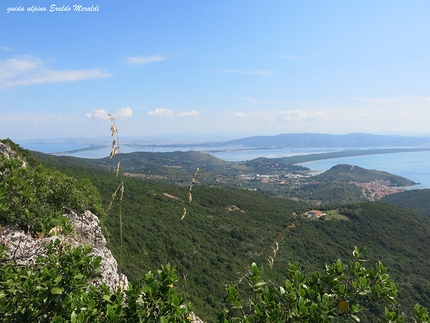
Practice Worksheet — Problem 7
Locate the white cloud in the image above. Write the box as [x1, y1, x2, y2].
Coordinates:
[0, 55, 110, 88]
[397, 112, 416, 119]
[148, 108, 199, 118]
[229, 112, 247, 117]
[115, 107, 133, 118]
[276, 110, 325, 122]
[178, 110, 199, 117]
[125, 55, 165, 65]
[86, 109, 110, 120]
[0, 46, 13, 52]
[86, 107, 133, 120]
[148, 108, 174, 118]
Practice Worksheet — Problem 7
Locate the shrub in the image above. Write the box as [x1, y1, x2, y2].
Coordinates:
[0, 155, 105, 234]
[0, 239, 192, 322]
[218, 246, 430, 323]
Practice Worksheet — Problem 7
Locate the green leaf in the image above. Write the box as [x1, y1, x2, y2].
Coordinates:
[301, 305, 308, 316]
[172, 295, 180, 306]
[51, 287, 63, 295]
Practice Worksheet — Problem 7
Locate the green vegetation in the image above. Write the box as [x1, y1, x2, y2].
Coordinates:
[1, 140, 430, 322]
[0, 141, 104, 234]
[0, 240, 192, 322]
[321, 209, 349, 221]
[219, 247, 430, 323]
[2, 240, 428, 322]
[30, 148, 430, 322]
[34, 149, 416, 207]
[312, 164, 415, 186]
[382, 189, 430, 218]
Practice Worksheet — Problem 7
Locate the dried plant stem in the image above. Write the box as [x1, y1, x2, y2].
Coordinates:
[119, 191, 123, 267]
[181, 168, 199, 220]
[107, 113, 124, 268]
[263, 223, 296, 268]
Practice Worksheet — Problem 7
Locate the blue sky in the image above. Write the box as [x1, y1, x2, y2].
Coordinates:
[1, 1, 430, 141]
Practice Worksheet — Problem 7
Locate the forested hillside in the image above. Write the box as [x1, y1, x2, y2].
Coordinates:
[382, 189, 430, 218]
[312, 164, 415, 186]
[30, 150, 430, 322]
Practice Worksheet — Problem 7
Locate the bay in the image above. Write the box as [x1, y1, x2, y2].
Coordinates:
[299, 151, 430, 189]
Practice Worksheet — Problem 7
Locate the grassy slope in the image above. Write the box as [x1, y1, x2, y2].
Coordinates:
[31, 151, 430, 322]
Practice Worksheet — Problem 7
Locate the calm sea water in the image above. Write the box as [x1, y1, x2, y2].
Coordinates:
[299, 151, 430, 188]
[18, 142, 90, 154]
[20, 142, 430, 188]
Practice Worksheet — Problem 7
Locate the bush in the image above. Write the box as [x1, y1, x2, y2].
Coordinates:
[0, 155, 105, 233]
[0, 239, 192, 322]
[218, 246, 430, 323]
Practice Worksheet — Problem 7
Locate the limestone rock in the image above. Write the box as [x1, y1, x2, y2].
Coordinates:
[66, 210, 128, 290]
[0, 210, 127, 291]
[0, 141, 27, 168]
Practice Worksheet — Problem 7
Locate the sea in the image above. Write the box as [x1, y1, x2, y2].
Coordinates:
[18, 142, 430, 189]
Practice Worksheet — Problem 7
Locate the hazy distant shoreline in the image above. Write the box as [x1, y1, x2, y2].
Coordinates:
[19, 141, 430, 188]
[274, 147, 430, 165]
[22, 142, 430, 163]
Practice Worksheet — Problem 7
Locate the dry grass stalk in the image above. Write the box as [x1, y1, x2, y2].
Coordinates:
[264, 223, 296, 268]
[108, 114, 121, 170]
[107, 182, 124, 211]
[268, 256, 274, 269]
[181, 208, 187, 220]
[181, 167, 199, 220]
[110, 146, 120, 159]
[119, 181, 124, 200]
[106, 112, 124, 268]
[115, 161, 121, 177]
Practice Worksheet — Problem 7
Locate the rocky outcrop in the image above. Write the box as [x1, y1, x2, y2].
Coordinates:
[0, 210, 127, 291]
[0, 141, 27, 167]
[0, 211, 207, 322]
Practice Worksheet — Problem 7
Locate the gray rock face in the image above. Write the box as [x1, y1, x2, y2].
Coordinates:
[66, 210, 128, 290]
[0, 210, 127, 291]
[0, 142, 27, 167]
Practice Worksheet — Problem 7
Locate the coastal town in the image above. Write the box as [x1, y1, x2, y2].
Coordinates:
[351, 180, 404, 201]
[238, 170, 408, 202]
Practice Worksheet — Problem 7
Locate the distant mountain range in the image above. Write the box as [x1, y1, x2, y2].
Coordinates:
[220, 133, 430, 148]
